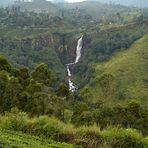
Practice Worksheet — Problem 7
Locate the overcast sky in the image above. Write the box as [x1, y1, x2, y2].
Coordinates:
[65, 0, 85, 2]
[65, 0, 84, 2]
[49, 0, 85, 3]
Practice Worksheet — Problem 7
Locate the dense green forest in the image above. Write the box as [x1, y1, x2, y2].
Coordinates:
[0, 0, 148, 147]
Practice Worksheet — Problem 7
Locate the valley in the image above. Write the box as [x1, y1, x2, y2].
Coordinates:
[0, 0, 148, 147]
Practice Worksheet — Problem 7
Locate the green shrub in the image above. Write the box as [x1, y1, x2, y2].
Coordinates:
[56, 123, 76, 143]
[75, 125, 103, 148]
[24, 116, 62, 139]
[0, 108, 28, 131]
[0, 110, 147, 148]
[102, 128, 148, 148]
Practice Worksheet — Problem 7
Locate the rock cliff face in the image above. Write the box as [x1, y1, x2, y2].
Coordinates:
[30, 34, 84, 65]
[0, 32, 88, 79]
[31, 36, 54, 49]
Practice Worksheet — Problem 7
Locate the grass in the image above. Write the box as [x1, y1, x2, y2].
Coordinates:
[0, 109, 147, 148]
[0, 129, 73, 148]
[84, 34, 148, 104]
[102, 128, 148, 148]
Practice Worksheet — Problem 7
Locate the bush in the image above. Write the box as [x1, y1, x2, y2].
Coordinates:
[0, 110, 147, 148]
[102, 128, 148, 148]
[76, 125, 103, 148]
[24, 116, 62, 139]
[56, 123, 76, 143]
[0, 108, 28, 131]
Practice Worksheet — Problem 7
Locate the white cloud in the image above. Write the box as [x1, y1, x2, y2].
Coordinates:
[47, 0, 85, 3]
[65, 0, 85, 2]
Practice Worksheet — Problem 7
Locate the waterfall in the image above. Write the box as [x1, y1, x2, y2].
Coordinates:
[75, 36, 83, 64]
[67, 65, 71, 77]
[66, 36, 83, 92]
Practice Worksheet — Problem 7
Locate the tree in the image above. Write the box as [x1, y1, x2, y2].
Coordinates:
[0, 56, 11, 72]
[0, 71, 8, 112]
[19, 91, 30, 111]
[31, 63, 54, 86]
[97, 73, 114, 100]
[3, 77, 22, 111]
[57, 83, 69, 97]
[125, 100, 141, 127]
[30, 92, 51, 115]
[93, 105, 114, 129]
[13, 67, 29, 87]
[79, 86, 92, 103]
[26, 79, 42, 95]
[71, 103, 89, 126]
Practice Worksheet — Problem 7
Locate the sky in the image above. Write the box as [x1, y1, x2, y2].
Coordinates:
[0, 0, 85, 7]
[65, 0, 84, 2]
[49, 0, 85, 3]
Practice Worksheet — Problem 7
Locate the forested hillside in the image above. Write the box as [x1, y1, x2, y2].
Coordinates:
[80, 35, 148, 103]
[0, 1, 148, 147]
[91, 0, 148, 8]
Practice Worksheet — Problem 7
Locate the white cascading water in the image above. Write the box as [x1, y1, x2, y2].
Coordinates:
[66, 36, 83, 92]
[74, 36, 83, 64]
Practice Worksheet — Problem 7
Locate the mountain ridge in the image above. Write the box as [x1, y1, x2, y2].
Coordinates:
[88, 0, 148, 8]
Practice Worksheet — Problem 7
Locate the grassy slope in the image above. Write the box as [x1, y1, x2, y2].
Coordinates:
[0, 113, 147, 148]
[0, 129, 73, 148]
[84, 35, 148, 104]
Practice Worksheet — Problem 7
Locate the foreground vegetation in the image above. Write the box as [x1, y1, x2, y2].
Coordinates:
[0, 108, 147, 148]
[0, 51, 147, 134]
[0, 128, 72, 148]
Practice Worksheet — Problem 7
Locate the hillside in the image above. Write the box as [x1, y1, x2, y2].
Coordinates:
[74, 22, 148, 87]
[0, 5, 144, 83]
[0, 1, 148, 147]
[0, 129, 72, 148]
[90, 0, 148, 8]
[81, 35, 148, 104]
[16, 1, 143, 22]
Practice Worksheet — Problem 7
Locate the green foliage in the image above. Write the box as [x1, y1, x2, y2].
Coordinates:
[0, 129, 73, 148]
[3, 76, 22, 110]
[25, 116, 62, 139]
[32, 63, 54, 86]
[74, 22, 148, 88]
[0, 71, 8, 112]
[93, 105, 114, 129]
[102, 128, 148, 148]
[76, 125, 103, 147]
[0, 5, 147, 147]
[0, 55, 11, 72]
[0, 55, 68, 118]
[83, 34, 148, 103]
[12, 67, 30, 87]
[71, 103, 93, 126]
[57, 83, 69, 97]
[0, 110, 147, 148]
[0, 108, 28, 131]
[70, 100, 148, 135]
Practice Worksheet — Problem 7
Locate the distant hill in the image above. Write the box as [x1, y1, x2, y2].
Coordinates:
[89, 0, 148, 8]
[17, 0, 59, 14]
